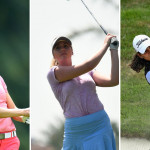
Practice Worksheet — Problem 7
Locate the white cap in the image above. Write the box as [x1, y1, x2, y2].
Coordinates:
[133, 35, 150, 54]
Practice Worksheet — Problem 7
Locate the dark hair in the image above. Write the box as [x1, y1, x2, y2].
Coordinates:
[129, 54, 150, 73]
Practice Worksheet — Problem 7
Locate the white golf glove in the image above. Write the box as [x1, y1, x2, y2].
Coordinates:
[23, 116, 30, 124]
[110, 37, 119, 50]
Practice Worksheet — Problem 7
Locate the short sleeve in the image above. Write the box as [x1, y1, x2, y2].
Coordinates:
[0, 76, 8, 93]
[88, 69, 96, 79]
[47, 66, 59, 88]
[47, 67, 63, 101]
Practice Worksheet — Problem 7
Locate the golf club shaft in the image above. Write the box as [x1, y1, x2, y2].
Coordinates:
[80, 0, 108, 35]
[80, 0, 118, 46]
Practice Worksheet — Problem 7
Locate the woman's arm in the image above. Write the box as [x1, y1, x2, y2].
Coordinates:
[92, 49, 119, 87]
[0, 107, 29, 119]
[0, 92, 30, 122]
[53, 34, 115, 82]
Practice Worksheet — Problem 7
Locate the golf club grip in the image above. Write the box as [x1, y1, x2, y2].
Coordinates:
[111, 37, 118, 46]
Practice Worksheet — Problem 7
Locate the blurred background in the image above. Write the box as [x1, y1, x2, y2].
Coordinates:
[30, 0, 119, 150]
[0, 0, 29, 150]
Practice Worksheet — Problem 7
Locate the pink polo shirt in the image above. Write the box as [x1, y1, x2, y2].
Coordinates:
[0, 76, 16, 133]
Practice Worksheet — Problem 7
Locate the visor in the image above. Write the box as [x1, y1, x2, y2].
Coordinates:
[52, 36, 72, 50]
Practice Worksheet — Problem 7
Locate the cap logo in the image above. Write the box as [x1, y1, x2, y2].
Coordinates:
[136, 38, 148, 48]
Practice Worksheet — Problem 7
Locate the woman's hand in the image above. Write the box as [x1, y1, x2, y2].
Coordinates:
[91, 33, 119, 87]
[12, 108, 30, 122]
[104, 33, 116, 48]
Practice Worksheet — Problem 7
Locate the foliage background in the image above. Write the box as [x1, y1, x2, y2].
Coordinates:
[0, 0, 29, 149]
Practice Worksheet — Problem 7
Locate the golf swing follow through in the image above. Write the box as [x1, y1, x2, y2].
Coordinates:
[67, 0, 119, 47]
[48, 34, 119, 150]
[47, 1, 119, 149]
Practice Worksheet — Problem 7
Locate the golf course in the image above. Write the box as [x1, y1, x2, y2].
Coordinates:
[121, 0, 150, 139]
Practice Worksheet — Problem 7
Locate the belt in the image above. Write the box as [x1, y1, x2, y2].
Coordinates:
[0, 131, 17, 140]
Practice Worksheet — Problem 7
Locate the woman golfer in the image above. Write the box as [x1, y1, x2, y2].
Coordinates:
[47, 33, 119, 150]
[0, 76, 30, 149]
[130, 35, 150, 84]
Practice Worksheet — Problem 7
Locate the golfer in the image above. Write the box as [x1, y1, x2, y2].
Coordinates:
[130, 35, 150, 84]
[0, 76, 30, 149]
[47, 34, 119, 150]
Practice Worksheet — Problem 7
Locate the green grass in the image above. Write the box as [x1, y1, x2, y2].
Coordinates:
[121, 0, 150, 139]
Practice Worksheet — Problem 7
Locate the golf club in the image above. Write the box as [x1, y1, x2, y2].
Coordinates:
[80, 0, 108, 35]
[67, 0, 118, 46]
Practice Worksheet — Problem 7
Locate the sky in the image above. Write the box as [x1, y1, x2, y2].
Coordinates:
[30, 0, 120, 144]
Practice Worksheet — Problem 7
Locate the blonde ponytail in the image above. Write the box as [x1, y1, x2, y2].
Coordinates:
[50, 58, 58, 68]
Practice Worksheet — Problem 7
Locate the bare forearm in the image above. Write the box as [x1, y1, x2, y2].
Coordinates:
[55, 43, 109, 82]
[110, 50, 119, 85]
[84, 43, 109, 70]
[12, 116, 24, 122]
[76, 43, 109, 74]
[53, 34, 115, 82]
[0, 108, 29, 118]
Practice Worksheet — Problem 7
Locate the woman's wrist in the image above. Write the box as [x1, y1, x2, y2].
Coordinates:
[104, 41, 110, 47]
[102, 43, 109, 50]
[12, 108, 29, 117]
[22, 108, 30, 117]
[110, 49, 118, 57]
[110, 48, 118, 51]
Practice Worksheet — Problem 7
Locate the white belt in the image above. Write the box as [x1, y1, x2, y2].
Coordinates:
[0, 131, 16, 140]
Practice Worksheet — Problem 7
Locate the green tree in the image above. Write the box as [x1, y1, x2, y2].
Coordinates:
[0, 0, 29, 149]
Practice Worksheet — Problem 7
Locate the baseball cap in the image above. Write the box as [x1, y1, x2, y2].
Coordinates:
[133, 35, 150, 54]
[52, 36, 72, 50]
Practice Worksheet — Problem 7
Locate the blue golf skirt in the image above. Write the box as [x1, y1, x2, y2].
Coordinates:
[62, 110, 116, 150]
